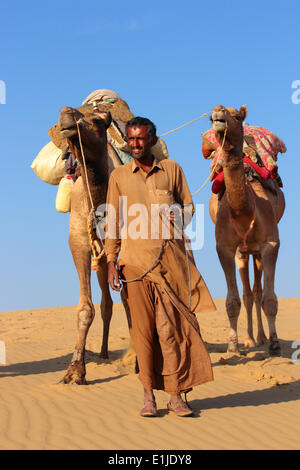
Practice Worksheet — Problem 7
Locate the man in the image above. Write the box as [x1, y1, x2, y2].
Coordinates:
[105, 117, 216, 417]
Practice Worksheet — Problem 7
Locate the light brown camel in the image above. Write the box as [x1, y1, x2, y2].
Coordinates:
[203, 105, 285, 356]
[57, 106, 133, 384]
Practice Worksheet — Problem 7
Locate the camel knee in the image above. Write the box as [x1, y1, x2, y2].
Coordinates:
[226, 297, 241, 318]
[262, 296, 278, 317]
[78, 309, 94, 330]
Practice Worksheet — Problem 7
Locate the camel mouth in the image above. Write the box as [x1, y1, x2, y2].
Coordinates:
[59, 126, 77, 138]
[212, 118, 226, 131]
[212, 119, 226, 124]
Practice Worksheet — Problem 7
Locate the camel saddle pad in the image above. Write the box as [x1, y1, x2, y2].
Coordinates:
[202, 126, 286, 177]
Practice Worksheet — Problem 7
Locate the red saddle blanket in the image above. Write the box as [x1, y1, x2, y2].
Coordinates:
[202, 125, 286, 180]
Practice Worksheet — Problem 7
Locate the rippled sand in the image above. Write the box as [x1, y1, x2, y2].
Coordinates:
[0, 299, 300, 450]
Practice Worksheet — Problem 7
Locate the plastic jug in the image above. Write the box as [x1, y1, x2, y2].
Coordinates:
[55, 175, 74, 213]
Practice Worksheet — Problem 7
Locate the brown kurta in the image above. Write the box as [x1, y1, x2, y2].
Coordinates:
[105, 157, 216, 314]
[105, 157, 216, 391]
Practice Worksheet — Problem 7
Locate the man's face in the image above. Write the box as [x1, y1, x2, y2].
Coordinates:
[127, 125, 156, 160]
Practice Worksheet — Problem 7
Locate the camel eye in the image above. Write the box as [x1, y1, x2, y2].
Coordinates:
[235, 115, 241, 120]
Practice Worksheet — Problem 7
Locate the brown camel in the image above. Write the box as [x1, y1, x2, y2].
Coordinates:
[56, 105, 133, 384]
[203, 105, 285, 356]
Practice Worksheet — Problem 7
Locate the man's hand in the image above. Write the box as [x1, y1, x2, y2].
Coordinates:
[163, 207, 175, 223]
[108, 261, 122, 291]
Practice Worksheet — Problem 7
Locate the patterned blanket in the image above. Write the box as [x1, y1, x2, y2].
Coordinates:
[202, 125, 286, 180]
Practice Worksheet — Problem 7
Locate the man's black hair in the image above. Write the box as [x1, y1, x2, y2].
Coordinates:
[125, 117, 157, 139]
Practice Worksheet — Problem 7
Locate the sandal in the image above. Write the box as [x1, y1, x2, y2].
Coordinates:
[167, 400, 193, 417]
[140, 400, 158, 417]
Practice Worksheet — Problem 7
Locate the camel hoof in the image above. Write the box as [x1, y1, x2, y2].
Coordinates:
[244, 338, 256, 349]
[227, 342, 240, 354]
[59, 376, 87, 385]
[269, 343, 281, 357]
[60, 361, 87, 385]
[61, 376, 87, 385]
[99, 351, 109, 359]
[256, 334, 268, 345]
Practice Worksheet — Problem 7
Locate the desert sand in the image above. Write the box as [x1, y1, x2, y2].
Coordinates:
[0, 298, 300, 450]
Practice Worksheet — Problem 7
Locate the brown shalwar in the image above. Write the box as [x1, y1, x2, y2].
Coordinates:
[122, 266, 213, 393]
[105, 157, 216, 392]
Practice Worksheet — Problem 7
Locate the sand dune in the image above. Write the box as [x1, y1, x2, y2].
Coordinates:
[0, 298, 300, 450]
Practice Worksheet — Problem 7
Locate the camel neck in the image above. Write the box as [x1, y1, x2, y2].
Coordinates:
[222, 148, 252, 216]
[69, 137, 108, 210]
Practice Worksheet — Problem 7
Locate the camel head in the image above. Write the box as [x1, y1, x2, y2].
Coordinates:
[210, 105, 247, 151]
[58, 106, 112, 165]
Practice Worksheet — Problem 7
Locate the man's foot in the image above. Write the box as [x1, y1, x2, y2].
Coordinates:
[167, 400, 193, 417]
[140, 400, 158, 417]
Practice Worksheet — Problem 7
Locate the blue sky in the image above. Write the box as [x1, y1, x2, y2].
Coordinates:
[1, 0, 299, 311]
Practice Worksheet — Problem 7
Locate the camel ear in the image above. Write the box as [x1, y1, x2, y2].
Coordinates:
[239, 105, 247, 122]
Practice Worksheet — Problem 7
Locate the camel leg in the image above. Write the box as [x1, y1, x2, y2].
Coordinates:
[217, 245, 241, 353]
[61, 232, 95, 384]
[96, 258, 113, 359]
[236, 252, 255, 348]
[96, 260, 135, 362]
[253, 254, 267, 345]
[96, 255, 136, 362]
[261, 241, 281, 356]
